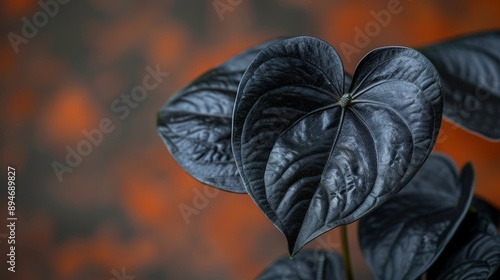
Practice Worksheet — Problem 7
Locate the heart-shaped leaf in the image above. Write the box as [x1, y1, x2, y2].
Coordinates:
[256, 250, 344, 280]
[358, 154, 475, 280]
[232, 36, 443, 256]
[157, 39, 280, 193]
[427, 211, 500, 280]
[419, 31, 500, 141]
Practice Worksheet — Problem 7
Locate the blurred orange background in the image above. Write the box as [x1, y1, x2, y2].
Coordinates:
[0, 0, 500, 279]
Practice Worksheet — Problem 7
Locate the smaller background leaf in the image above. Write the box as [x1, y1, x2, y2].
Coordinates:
[472, 196, 500, 227]
[427, 211, 500, 280]
[419, 31, 500, 141]
[157, 39, 280, 193]
[358, 154, 475, 280]
[256, 250, 344, 280]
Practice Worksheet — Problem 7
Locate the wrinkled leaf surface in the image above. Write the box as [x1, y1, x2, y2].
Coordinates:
[233, 36, 443, 255]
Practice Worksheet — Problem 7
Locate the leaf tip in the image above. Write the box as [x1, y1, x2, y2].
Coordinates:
[460, 162, 475, 191]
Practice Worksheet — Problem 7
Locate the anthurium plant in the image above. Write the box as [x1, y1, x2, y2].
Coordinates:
[157, 31, 500, 279]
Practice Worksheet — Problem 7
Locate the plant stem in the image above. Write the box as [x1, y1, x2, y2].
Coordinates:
[340, 225, 354, 280]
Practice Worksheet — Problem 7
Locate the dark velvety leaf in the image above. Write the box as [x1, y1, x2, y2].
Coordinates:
[427, 211, 500, 280]
[419, 31, 500, 141]
[232, 36, 443, 256]
[156, 39, 280, 193]
[358, 154, 475, 280]
[256, 250, 344, 280]
[472, 196, 500, 227]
